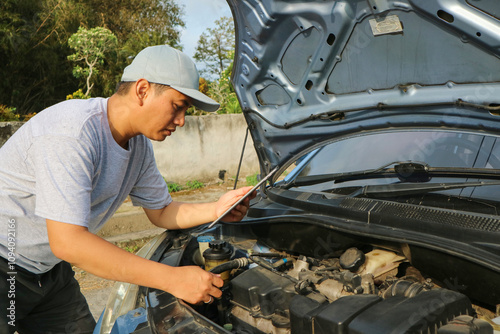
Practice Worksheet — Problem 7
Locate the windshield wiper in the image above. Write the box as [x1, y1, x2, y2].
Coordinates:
[350, 180, 500, 198]
[284, 161, 500, 189]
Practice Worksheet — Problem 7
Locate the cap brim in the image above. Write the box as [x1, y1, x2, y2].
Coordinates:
[171, 86, 220, 112]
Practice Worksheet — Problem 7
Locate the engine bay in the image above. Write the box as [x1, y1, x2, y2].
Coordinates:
[136, 220, 500, 334]
[164, 228, 500, 334]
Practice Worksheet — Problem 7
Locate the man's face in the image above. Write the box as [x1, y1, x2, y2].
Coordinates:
[140, 87, 191, 141]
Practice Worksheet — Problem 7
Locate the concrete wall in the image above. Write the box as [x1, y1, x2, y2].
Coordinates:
[0, 115, 260, 183]
[0, 122, 24, 147]
[152, 114, 260, 183]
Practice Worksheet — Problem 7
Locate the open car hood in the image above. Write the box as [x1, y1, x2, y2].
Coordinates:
[228, 0, 500, 172]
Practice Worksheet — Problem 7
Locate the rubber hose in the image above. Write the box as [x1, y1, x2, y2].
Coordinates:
[209, 257, 249, 274]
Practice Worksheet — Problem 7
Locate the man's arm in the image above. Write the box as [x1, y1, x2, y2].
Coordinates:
[46, 219, 223, 304]
[144, 186, 255, 230]
[46, 187, 255, 304]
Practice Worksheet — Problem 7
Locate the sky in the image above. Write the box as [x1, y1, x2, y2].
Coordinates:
[176, 0, 232, 63]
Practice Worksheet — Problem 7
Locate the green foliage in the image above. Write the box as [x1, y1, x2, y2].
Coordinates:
[164, 177, 182, 193]
[66, 89, 91, 100]
[0, 0, 185, 115]
[89, 0, 184, 52]
[168, 182, 182, 193]
[68, 27, 118, 97]
[0, 0, 82, 115]
[186, 180, 205, 190]
[0, 105, 20, 122]
[91, 0, 185, 97]
[185, 77, 215, 116]
[124, 245, 139, 253]
[204, 52, 242, 114]
[245, 173, 259, 186]
[164, 178, 209, 192]
[0, 105, 36, 121]
[194, 16, 235, 79]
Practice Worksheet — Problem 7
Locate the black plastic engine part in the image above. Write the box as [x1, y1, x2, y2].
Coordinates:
[394, 162, 431, 182]
[204, 240, 231, 259]
[204, 240, 232, 280]
[381, 279, 429, 298]
[230, 266, 295, 316]
[338, 289, 472, 333]
[289, 294, 381, 334]
[288, 295, 322, 334]
[437, 315, 493, 334]
[339, 247, 366, 272]
[289, 289, 473, 334]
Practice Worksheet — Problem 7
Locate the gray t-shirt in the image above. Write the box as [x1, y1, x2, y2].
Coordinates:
[0, 98, 171, 274]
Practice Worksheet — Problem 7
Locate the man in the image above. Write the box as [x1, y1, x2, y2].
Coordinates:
[0, 45, 255, 333]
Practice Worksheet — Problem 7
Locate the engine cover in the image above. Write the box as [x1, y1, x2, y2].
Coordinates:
[230, 266, 295, 316]
[230, 266, 475, 334]
[289, 290, 473, 334]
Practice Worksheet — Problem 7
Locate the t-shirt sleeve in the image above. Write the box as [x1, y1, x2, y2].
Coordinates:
[129, 141, 172, 210]
[31, 135, 94, 226]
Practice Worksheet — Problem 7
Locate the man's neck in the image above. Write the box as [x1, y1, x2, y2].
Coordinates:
[107, 95, 137, 149]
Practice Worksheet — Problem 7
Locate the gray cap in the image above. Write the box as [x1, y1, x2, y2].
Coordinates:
[121, 45, 220, 112]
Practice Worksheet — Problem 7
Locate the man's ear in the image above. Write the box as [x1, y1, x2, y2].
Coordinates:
[135, 79, 151, 105]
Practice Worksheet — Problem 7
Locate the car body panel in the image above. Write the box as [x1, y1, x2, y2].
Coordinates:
[228, 0, 500, 171]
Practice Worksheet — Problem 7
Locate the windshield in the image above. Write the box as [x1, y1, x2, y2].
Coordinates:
[281, 130, 500, 202]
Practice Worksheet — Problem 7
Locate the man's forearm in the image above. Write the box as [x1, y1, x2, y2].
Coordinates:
[144, 186, 255, 230]
[144, 201, 218, 230]
[46, 219, 223, 304]
[47, 219, 176, 289]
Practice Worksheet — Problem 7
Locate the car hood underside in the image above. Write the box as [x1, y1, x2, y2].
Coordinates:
[228, 0, 500, 170]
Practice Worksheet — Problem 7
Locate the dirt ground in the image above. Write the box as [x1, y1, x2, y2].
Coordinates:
[75, 182, 235, 321]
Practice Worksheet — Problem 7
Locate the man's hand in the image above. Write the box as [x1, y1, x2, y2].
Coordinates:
[167, 266, 224, 304]
[214, 186, 256, 222]
[144, 186, 257, 230]
[46, 219, 224, 304]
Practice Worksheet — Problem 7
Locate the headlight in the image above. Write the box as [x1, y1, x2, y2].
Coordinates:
[96, 232, 167, 334]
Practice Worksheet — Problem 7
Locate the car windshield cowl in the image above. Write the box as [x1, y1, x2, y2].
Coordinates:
[348, 180, 500, 198]
[282, 161, 500, 189]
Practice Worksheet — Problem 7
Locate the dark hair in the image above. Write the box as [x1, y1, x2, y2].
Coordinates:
[115, 81, 135, 95]
[115, 81, 171, 96]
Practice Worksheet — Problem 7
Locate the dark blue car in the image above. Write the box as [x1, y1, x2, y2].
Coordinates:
[95, 0, 500, 332]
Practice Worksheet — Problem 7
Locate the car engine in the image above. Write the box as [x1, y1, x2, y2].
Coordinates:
[193, 238, 496, 334]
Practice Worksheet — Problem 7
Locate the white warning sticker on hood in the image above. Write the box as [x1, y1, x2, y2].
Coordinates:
[369, 15, 404, 36]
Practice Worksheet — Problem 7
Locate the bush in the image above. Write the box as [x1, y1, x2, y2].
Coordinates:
[66, 89, 91, 100]
[186, 180, 204, 190]
[23, 112, 37, 121]
[168, 182, 182, 193]
[0, 105, 20, 122]
[0, 106, 34, 121]
[164, 178, 182, 193]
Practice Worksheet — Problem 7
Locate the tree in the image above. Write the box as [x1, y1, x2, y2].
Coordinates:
[0, 0, 185, 115]
[68, 27, 118, 97]
[205, 51, 242, 115]
[0, 0, 84, 114]
[84, 0, 184, 47]
[74, 0, 186, 98]
[194, 16, 235, 79]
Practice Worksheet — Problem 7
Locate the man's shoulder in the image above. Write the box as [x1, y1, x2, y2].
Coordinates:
[31, 98, 108, 139]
